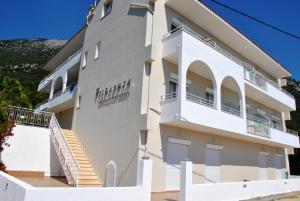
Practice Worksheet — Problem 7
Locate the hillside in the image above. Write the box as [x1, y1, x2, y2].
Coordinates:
[0, 39, 65, 108]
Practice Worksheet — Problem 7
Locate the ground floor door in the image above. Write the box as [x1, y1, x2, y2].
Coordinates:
[205, 148, 221, 183]
[259, 154, 268, 180]
[166, 141, 189, 190]
[275, 156, 283, 179]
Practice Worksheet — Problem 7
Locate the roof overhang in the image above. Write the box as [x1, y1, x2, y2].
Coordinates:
[43, 26, 87, 71]
[165, 0, 292, 78]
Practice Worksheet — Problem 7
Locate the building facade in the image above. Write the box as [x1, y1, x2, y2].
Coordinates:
[35, 0, 299, 192]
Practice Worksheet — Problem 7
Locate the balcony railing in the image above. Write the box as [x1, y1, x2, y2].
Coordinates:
[246, 114, 270, 138]
[221, 105, 242, 117]
[286, 128, 299, 136]
[39, 49, 82, 85]
[161, 92, 178, 102]
[5, 106, 52, 127]
[163, 27, 294, 98]
[186, 93, 216, 109]
[35, 83, 78, 110]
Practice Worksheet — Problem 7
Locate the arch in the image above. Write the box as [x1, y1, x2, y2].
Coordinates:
[105, 160, 117, 187]
[185, 60, 217, 108]
[52, 76, 64, 96]
[220, 76, 243, 117]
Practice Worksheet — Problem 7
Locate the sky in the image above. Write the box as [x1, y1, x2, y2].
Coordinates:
[0, 0, 299, 79]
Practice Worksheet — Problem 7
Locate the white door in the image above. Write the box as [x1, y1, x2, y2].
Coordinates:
[166, 142, 189, 190]
[259, 154, 268, 180]
[205, 148, 221, 183]
[275, 156, 283, 179]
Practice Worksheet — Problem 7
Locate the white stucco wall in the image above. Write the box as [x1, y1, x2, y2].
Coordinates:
[0, 160, 152, 201]
[1, 125, 62, 176]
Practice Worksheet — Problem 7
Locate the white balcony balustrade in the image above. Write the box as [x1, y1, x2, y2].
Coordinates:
[162, 27, 296, 112]
[160, 27, 298, 147]
[35, 83, 78, 112]
[38, 49, 82, 92]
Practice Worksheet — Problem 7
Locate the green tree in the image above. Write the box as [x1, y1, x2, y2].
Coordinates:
[0, 77, 32, 108]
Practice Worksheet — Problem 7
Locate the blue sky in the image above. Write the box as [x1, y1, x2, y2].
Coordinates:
[0, 0, 299, 79]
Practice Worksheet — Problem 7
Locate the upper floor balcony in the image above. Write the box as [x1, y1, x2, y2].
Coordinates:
[35, 83, 77, 113]
[38, 49, 82, 92]
[160, 27, 299, 148]
[162, 27, 295, 112]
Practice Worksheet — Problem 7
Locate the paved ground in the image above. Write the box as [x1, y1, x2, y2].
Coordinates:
[151, 191, 179, 201]
[245, 191, 300, 201]
[16, 176, 70, 187]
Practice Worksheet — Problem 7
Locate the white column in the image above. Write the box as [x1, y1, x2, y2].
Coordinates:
[137, 160, 152, 201]
[62, 72, 68, 93]
[49, 81, 55, 100]
[178, 45, 187, 113]
[180, 161, 192, 201]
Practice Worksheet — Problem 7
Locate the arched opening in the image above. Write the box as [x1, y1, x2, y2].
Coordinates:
[52, 77, 63, 99]
[220, 76, 242, 117]
[185, 60, 217, 108]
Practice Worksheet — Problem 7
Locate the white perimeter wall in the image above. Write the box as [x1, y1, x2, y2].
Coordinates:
[1, 125, 62, 176]
[180, 161, 300, 201]
[0, 160, 152, 201]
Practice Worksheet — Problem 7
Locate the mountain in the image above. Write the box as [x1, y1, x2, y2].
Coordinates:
[0, 39, 66, 108]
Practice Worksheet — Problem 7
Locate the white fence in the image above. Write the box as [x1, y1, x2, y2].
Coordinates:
[0, 160, 152, 201]
[180, 161, 300, 201]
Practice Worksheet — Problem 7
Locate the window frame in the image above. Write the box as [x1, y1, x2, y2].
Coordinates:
[94, 42, 101, 60]
[101, 0, 113, 19]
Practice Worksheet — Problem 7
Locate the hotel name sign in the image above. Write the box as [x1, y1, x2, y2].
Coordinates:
[95, 79, 131, 107]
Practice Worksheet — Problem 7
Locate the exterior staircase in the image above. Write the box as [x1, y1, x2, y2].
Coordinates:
[61, 129, 103, 187]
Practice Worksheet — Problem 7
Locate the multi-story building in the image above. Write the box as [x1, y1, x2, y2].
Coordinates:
[35, 0, 299, 191]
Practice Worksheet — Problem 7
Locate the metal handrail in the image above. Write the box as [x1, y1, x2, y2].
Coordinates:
[39, 49, 82, 84]
[186, 93, 216, 108]
[4, 106, 52, 127]
[163, 27, 294, 98]
[286, 128, 299, 136]
[161, 92, 177, 101]
[246, 114, 270, 138]
[221, 105, 242, 117]
[3, 106, 80, 186]
[50, 115, 80, 187]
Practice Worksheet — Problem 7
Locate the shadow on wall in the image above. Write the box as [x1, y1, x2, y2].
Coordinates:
[50, 140, 65, 177]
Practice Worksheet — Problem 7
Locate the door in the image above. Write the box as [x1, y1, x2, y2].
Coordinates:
[166, 142, 189, 190]
[205, 148, 221, 183]
[259, 154, 268, 180]
[275, 156, 283, 179]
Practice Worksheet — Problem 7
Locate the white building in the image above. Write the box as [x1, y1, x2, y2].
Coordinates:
[6, 0, 300, 193]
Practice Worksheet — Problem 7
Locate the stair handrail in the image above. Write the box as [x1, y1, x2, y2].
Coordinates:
[50, 114, 80, 187]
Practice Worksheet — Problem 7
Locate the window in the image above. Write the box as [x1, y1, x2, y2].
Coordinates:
[205, 92, 214, 107]
[102, 0, 113, 18]
[170, 23, 179, 34]
[94, 42, 101, 60]
[76, 95, 81, 109]
[149, 2, 155, 12]
[82, 52, 88, 68]
[271, 119, 280, 129]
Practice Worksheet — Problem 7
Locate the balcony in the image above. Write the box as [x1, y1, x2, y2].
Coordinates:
[244, 65, 295, 111]
[162, 27, 295, 112]
[161, 93, 299, 148]
[38, 49, 82, 92]
[35, 84, 77, 113]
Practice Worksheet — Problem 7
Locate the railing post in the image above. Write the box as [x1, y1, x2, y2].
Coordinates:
[180, 161, 192, 201]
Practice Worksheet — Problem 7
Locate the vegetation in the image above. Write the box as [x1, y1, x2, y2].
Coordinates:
[0, 39, 65, 170]
[284, 77, 300, 175]
[0, 39, 65, 109]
